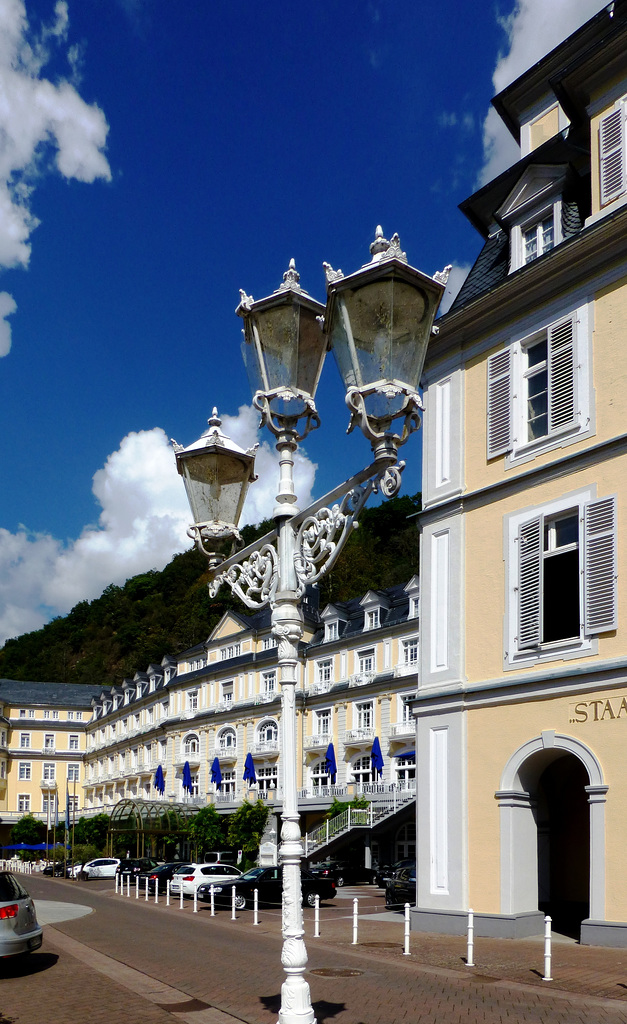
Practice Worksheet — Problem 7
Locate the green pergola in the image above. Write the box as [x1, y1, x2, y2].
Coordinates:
[107, 799, 198, 858]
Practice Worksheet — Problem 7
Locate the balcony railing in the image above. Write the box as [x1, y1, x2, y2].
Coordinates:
[254, 692, 277, 705]
[303, 734, 331, 750]
[348, 671, 376, 688]
[251, 740, 279, 755]
[390, 721, 414, 738]
[213, 746, 237, 761]
[343, 728, 375, 745]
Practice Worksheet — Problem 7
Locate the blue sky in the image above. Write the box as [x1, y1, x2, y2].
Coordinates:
[0, 0, 606, 643]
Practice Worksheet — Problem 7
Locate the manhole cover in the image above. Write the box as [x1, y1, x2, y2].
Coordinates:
[361, 942, 397, 949]
[310, 968, 364, 978]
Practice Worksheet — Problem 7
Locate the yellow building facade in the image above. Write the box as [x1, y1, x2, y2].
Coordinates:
[416, 5, 627, 945]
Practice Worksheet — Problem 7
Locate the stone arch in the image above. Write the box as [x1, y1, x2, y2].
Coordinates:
[496, 730, 607, 924]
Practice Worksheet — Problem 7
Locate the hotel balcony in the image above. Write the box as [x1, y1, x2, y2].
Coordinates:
[251, 740, 279, 756]
[213, 746, 237, 762]
[390, 721, 414, 739]
[303, 734, 332, 751]
[343, 728, 375, 747]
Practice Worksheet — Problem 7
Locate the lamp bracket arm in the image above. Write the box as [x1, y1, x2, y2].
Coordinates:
[209, 543, 278, 608]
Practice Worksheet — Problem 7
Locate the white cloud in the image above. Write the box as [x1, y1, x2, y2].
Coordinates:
[480, 0, 605, 184]
[0, 291, 17, 355]
[0, 407, 318, 644]
[438, 263, 472, 316]
[0, 0, 110, 354]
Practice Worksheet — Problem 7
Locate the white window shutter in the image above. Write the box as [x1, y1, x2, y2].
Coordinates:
[584, 495, 617, 635]
[600, 107, 625, 207]
[487, 349, 512, 459]
[547, 316, 576, 433]
[518, 515, 542, 649]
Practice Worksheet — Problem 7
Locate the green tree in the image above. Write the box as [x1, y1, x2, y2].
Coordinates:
[325, 795, 370, 821]
[10, 814, 45, 846]
[226, 800, 270, 859]
[187, 806, 226, 859]
[73, 814, 110, 852]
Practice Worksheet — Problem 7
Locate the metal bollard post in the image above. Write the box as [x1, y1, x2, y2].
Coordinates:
[403, 903, 411, 955]
[115, 873, 119, 894]
[154, 881, 158, 905]
[352, 897, 359, 945]
[314, 894, 320, 938]
[253, 888, 259, 926]
[466, 908, 475, 967]
[231, 885, 236, 921]
[145, 877, 149, 901]
[179, 885, 184, 910]
[210, 885, 215, 917]
[166, 880, 170, 906]
[193, 887, 198, 913]
[543, 915, 552, 981]
[135, 876, 139, 900]
[126, 875, 130, 898]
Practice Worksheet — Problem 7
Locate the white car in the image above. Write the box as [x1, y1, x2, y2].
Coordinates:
[169, 862, 242, 897]
[77, 857, 120, 880]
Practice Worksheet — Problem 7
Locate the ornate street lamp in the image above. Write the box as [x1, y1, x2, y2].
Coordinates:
[174, 230, 448, 1024]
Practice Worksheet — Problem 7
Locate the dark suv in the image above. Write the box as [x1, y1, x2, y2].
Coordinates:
[116, 857, 159, 880]
[384, 862, 416, 908]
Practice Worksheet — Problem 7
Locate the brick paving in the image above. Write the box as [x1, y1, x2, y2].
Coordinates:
[2, 876, 627, 1024]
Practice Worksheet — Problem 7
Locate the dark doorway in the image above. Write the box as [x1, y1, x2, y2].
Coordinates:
[536, 754, 590, 937]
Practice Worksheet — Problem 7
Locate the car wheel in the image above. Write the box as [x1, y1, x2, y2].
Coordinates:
[304, 890, 318, 908]
[336, 875, 345, 887]
[234, 894, 247, 910]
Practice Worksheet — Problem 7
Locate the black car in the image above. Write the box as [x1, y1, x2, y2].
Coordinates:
[137, 861, 193, 894]
[42, 862, 72, 877]
[374, 858, 416, 889]
[116, 857, 160, 880]
[308, 860, 377, 887]
[384, 863, 416, 908]
[197, 866, 336, 909]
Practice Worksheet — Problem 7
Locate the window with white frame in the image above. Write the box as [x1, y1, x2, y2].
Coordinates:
[221, 769, 236, 796]
[19, 709, 26, 719]
[310, 758, 331, 790]
[18, 794, 30, 813]
[365, 608, 380, 630]
[20, 733, 30, 749]
[400, 693, 415, 724]
[0, 761, 5, 779]
[42, 762, 56, 782]
[402, 638, 418, 666]
[147, 706, 154, 724]
[44, 734, 55, 751]
[262, 670, 276, 695]
[357, 648, 375, 674]
[325, 620, 339, 642]
[161, 701, 169, 718]
[355, 701, 373, 730]
[220, 642, 241, 660]
[506, 491, 617, 666]
[68, 734, 79, 751]
[257, 720, 278, 744]
[314, 708, 331, 737]
[218, 727, 236, 751]
[394, 754, 416, 786]
[257, 764, 278, 790]
[262, 636, 277, 651]
[69, 795, 79, 813]
[487, 307, 591, 462]
[52, 710, 59, 720]
[0, 730, 6, 746]
[42, 794, 56, 816]
[159, 739, 167, 760]
[221, 681, 233, 705]
[187, 690, 199, 712]
[18, 762, 31, 781]
[599, 99, 626, 207]
[184, 733, 200, 756]
[118, 753, 125, 772]
[522, 214, 555, 264]
[350, 754, 375, 786]
[68, 763, 80, 782]
[316, 659, 333, 684]
[44, 710, 50, 719]
[75, 711, 82, 721]
[67, 711, 74, 720]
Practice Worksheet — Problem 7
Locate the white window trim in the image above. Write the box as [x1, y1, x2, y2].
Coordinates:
[487, 303, 592, 465]
[510, 200, 562, 273]
[504, 487, 617, 669]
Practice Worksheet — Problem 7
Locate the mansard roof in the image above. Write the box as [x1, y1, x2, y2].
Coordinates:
[0, 679, 100, 707]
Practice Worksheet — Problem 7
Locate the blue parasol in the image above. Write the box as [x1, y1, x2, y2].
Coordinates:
[324, 742, 337, 785]
[371, 736, 384, 777]
[154, 764, 165, 795]
[210, 757, 222, 791]
[182, 760, 193, 794]
[243, 751, 257, 785]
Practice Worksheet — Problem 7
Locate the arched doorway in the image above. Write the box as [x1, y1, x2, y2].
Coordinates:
[497, 731, 607, 937]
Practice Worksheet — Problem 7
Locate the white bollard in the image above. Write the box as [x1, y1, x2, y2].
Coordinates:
[543, 915, 553, 981]
[115, 873, 119, 894]
[145, 877, 149, 901]
[126, 874, 130, 898]
[404, 903, 411, 955]
[253, 888, 259, 926]
[314, 894, 320, 938]
[466, 908, 475, 967]
[135, 876, 139, 900]
[179, 885, 184, 910]
[166, 880, 170, 906]
[193, 887, 198, 913]
[352, 897, 359, 945]
[210, 885, 215, 917]
[231, 885, 236, 921]
[154, 881, 158, 904]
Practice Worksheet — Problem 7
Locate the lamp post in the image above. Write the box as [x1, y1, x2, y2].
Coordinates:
[173, 228, 449, 1024]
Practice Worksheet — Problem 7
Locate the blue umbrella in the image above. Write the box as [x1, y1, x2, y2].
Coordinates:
[371, 736, 384, 777]
[243, 752, 257, 785]
[324, 742, 337, 785]
[210, 757, 222, 791]
[154, 764, 165, 795]
[182, 761, 193, 794]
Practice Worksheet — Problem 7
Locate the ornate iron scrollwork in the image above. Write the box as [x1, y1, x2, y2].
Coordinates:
[209, 543, 278, 606]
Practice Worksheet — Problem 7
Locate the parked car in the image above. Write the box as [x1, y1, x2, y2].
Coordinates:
[0, 872, 42, 956]
[384, 863, 416, 908]
[169, 862, 242, 897]
[116, 858, 160, 881]
[308, 860, 377, 887]
[78, 857, 120, 880]
[137, 862, 193, 894]
[374, 858, 416, 889]
[42, 862, 72, 877]
[197, 866, 336, 909]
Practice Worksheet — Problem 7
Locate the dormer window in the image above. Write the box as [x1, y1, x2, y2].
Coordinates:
[365, 609, 380, 630]
[523, 214, 554, 263]
[496, 165, 571, 274]
[325, 621, 338, 642]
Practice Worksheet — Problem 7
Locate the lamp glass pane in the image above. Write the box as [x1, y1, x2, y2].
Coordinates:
[181, 452, 250, 528]
[242, 298, 326, 401]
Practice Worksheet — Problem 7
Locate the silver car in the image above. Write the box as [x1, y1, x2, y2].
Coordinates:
[0, 872, 42, 957]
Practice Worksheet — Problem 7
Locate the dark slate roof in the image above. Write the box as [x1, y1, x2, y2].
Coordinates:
[309, 582, 411, 647]
[0, 679, 101, 707]
[450, 231, 509, 312]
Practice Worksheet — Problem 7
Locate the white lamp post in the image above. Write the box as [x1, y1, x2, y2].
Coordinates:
[174, 228, 449, 1024]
